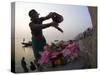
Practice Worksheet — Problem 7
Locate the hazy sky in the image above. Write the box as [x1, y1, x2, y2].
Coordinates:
[15, 2, 92, 44]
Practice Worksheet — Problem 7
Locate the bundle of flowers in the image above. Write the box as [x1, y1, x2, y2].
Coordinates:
[38, 40, 80, 66]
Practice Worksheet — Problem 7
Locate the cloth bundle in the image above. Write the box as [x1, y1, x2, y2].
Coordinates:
[52, 12, 63, 23]
[51, 12, 64, 33]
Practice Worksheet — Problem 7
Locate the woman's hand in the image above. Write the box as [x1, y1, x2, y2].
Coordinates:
[51, 21, 59, 27]
[46, 12, 54, 18]
[51, 22, 63, 33]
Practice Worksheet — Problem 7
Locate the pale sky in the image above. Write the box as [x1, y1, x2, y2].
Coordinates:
[15, 2, 92, 44]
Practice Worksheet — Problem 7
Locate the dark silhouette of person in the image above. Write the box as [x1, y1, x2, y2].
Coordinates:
[30, 61, 36, 71]
[28, 9, 59, 64]
[21, 57, 28, 72]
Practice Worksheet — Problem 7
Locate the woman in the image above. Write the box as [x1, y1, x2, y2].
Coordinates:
[28, 9, 59, 63]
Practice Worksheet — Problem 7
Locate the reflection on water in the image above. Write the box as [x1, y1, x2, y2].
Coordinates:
[15, 38, 35, 73]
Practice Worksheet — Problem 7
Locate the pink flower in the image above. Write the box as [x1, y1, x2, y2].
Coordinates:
[50, 51, 59, 58]
[62, 41, 79, 60]
[43, 44, 49, 50]
[61, 48, 71, 57]
[38, 50, 50, 65]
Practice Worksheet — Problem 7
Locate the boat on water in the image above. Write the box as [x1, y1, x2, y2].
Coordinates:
[21, 41, 32, 47]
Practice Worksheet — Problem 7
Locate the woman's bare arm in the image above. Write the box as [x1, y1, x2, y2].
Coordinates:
[29, 22, 58, 31]
[40, 12, 53, 21]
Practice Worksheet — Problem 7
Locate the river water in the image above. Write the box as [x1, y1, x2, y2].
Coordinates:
[15, 38, 35, 73]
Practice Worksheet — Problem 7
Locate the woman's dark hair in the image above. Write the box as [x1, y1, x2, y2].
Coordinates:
[29, 9, 37, 18]
[22, 57, 25, 60]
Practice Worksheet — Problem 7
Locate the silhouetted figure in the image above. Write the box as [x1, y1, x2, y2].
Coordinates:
[21, 57, 28, 72]
[30, 61, 36, 71]
[28, 9, 59, 64]
[28, 9, 63, 69]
